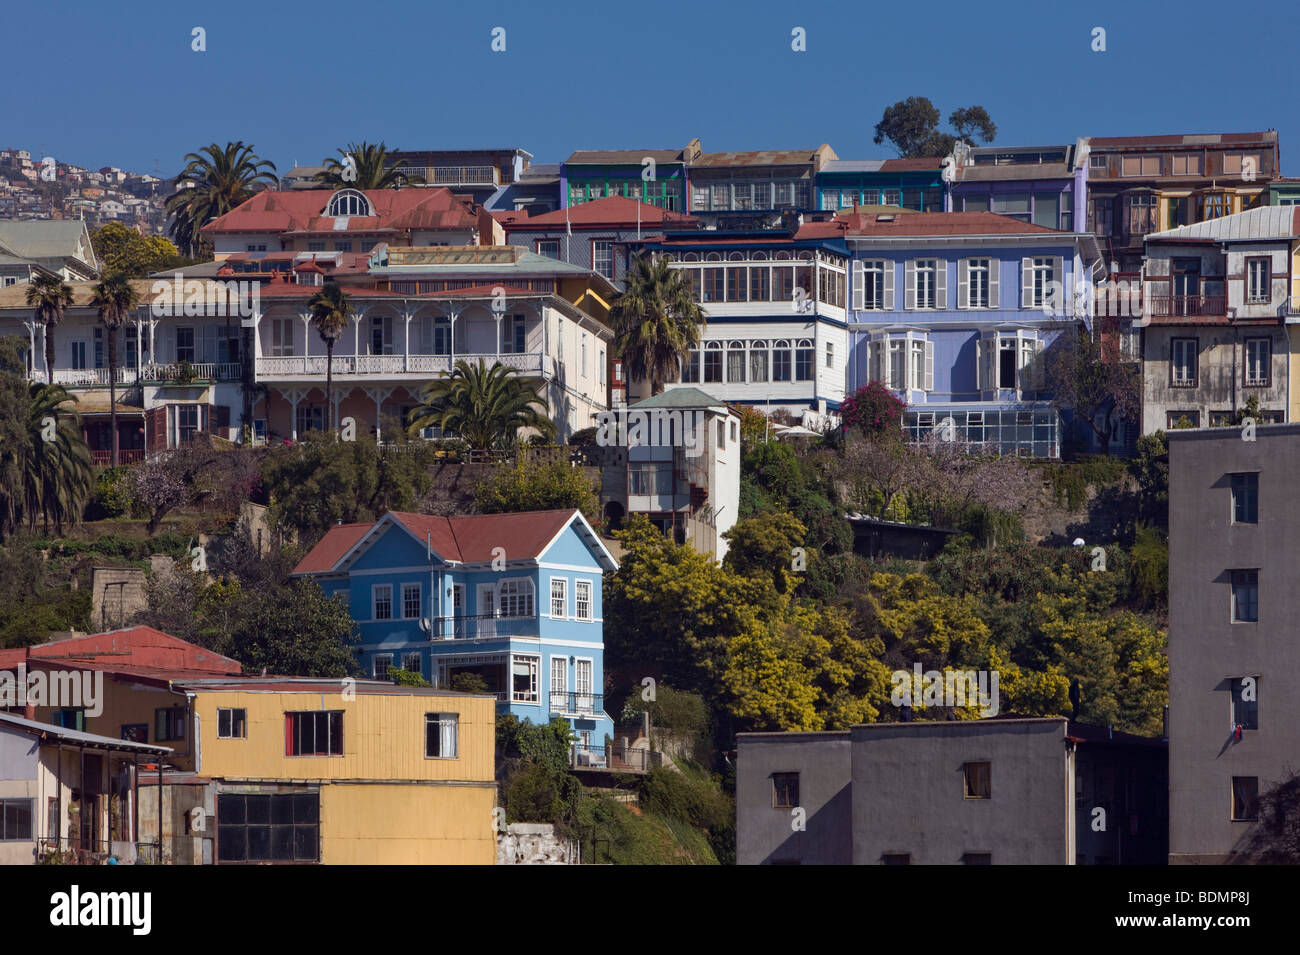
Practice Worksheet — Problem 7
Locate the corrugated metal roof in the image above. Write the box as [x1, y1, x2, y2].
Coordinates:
[632, 387, 730, 410]
[1148, 206, 1300, 242]
[0, 711, 172, 755]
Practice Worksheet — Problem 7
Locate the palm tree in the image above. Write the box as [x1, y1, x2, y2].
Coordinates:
[409, 359, 555, 450]
[166, 142, 279, 258]
[89, 273, 138, 466]
[306, 282, 352, 432]
[316, 142, 425, 190]
[22, 383, 93, 535]
[609, 253, 707, 396]
[24, 272, 74, 383]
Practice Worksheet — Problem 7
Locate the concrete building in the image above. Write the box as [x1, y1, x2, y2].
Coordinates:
[737, 717, 1167, 865]
[1139, 206, 1298, 433]
[1167, 425, 1300, 863]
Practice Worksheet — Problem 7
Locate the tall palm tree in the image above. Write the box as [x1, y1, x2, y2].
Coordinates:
[306, 282, 352, 432]
[89, 274, 138, 466]
[166, 142, 279, 258]
[609, 253, 707, 396]
[316, 142, 425, 190]
[24, 272, 74, 383]
[409, 359, 555, 450]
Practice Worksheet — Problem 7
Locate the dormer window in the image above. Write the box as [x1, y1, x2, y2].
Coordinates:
[325, 189, 374, 218]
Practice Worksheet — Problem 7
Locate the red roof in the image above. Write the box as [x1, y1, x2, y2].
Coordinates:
[832, 211, 1061, 237]
[201, 188, 479, 236]
[511, 196, 696, 230]
[1089, 131, 1275, 148]
[293, 510, 584, 574]
[0, 626, 242, 676]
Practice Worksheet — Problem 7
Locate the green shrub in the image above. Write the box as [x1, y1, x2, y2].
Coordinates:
[503, 762, 567, 824]
[1130, 525, 1169, 606]
[90, 467, 134, 519]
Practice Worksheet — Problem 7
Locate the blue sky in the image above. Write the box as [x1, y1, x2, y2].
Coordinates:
[5, 0, 1299, 177]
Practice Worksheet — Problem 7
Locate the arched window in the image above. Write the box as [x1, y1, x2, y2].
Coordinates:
[772, 340, 793, 381]
[775, 250, 792, 260]
[326, 189, 374, 218]
[703, 341, 723, 383]
[752, 251, 769, 261]
[748, 340, 769, 383]
[705, 251, 723, 262]
[795, 339, 815, 381]
[727, 341, 747, 383]
[682, 252, 699, 262]
[728, 251, 746, 261]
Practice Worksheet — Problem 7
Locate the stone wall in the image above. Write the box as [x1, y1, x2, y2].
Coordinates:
[495, 822, 576, 865]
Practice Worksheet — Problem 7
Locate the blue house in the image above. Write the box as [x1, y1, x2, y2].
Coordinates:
[293, 509, 618, 756]
[841, 211, 1104, 457]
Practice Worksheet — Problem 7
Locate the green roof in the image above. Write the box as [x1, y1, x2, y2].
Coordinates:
[630, 387, 729, 410]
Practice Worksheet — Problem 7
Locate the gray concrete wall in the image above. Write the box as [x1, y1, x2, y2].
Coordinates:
[851, 719, 1071, 865]
[91, 566, 148, 631]
[736, 732, 851, 865]
[1168, 426, 1300, 863]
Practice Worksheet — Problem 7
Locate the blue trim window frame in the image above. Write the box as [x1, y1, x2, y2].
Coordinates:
[401, 582, 421, 619]
[550, 577, 568, 619]
[575, 579, 593, 621]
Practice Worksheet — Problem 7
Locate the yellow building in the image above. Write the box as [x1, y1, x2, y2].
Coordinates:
[138, 679, 497, 866]
[1, 628, 496, 865]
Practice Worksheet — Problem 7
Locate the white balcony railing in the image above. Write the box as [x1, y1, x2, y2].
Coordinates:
[30, 362, 241, 387]
[255, 352, 548, 379]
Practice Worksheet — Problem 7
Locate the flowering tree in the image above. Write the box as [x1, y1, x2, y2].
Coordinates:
[839, 382, 906, 442]
[131, 459, 187, 535]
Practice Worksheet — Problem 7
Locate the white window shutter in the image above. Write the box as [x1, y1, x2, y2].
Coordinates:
[924, 339, 935, 391]
[989, 260, 1001, 308]
[852, 260, 864, 310]
[958, 259, 970, 309]
[935, 261, 948, 309]
[905, 261, 917, 310]
[1021, 257, 1034, 309]
[883, 262, 896, 310]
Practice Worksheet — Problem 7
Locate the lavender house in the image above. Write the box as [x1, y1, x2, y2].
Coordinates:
[843, 211, 1104, 457]
[944, 141, 1089, 233]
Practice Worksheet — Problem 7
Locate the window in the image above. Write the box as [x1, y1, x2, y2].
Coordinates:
[1232, 777, 1259, 821]
[825, 341, 834, 369]
[961, 852, 993, 865]
[121, 724, 148, 743]
[749, 340, 768, 382]
[499, 579, 533, 617]
[176, 326, 195, 363]
[861, 260, 886, 309]
[882, 853, 911, 865]
[963, 761, 991, 798]
[1171, 338, 1198, 387]
[217, 708, 246, 739]
[1091, 197, 1114, 237]
[1201, 192, 1229, 221]
[217, 792, 318, 863]
[772, 773, 799, 809]
[717, 420, 726, 450]
[550, 578, 567, 618]
[795, 341, 814, 381]
[999, 338, 1018, 389]
[372, 654, 393, 679]
[1090, 153, 1107, 170]
[1126, 194, 1158, 235]
[751, 265, 771, 300]
[967, 259, 990, 308]
[333, 240, 353, 252]
[727, 267, 748, 302]
[1231, 571, 1258, 623]
[910, 340, 926, 391]
[512, 655, 539, 703]
[403, 652, 422, 674]
[1231, 473, 1258, 524]
[402, 583, 421, 619]
[914, 259, 938, 308]
[271, 317, 294, 356]
[326, 189, 374, 217]
[537, 239, 560, 259]
[1120, 155, 1161, 177]
[1245, 338, 1270, 386]
[726, 341, 746, 383]
[575, 580, 592, 620]
[991, 194, 1031, 222]
[592, 240, 613, 280]
[681, 349, 701, 383]
[629, 462, 672, 495]
[551, 657, 568, 708]
[1224, 153, 1261, 176]
[307, 241, 325, 252]
[155, 706, 186, 742]
[295, 404, 323, 436]
[1172, 154, 1202, 176]
[1167, 411, 1199, 429]
[425, 713, 458, 758]
[69, 340, 87, 370]
[1231, 678, 1258, 731]
[703, 268, 725, 303]
[0, 799, 33, 841]
[1027, 258, 1056, 308]
[772, 341, 792, 381]
[703, 343, 722, 383]
[1247, 258, 1271, 304]
[373, 584, 393, 620]
[285, 711, 343, 756]
[52, 709, 84, 730]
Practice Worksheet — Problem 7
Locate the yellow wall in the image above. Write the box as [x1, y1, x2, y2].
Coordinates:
[320, 783, 495, 864]
[193, 688, 496, 783]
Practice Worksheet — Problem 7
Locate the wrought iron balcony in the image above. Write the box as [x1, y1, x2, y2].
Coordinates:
[548, 691, 603, 717]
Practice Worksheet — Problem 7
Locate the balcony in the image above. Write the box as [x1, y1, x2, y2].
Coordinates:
[568, 745, 663, 774]
[30, 362, 241, 387]
[1145, 293, 1228, 319]
[549, 691, 603, 718]
[395, 165, 500, 187]
[430, 612, 540, 641]
[255, 352, 550, 381]
[90, 449, 145, 466]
